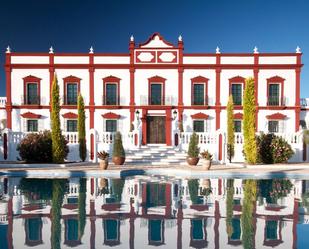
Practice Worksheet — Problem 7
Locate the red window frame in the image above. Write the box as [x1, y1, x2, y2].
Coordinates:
[148, 76, 166, 105]
[267, 76, 285, 106]
[23, 75, 41, 105]
[103, 76, 121, 105]
[191, 76, 209, 106]
[63, 76, 81, 105]
[229, 76, 246, 106]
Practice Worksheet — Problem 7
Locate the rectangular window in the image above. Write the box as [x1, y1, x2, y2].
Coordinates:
[106, 120, 117, 132]
[193, 84, 205, 105]
[234, 120, 242, 132]
[268, 84, 280, 106]
[266, 220, 278, 240]
[27, 120, 38, 132]
[67, 120, 77, 132]
[27, 83, 38, 104]
[193, 120, 204, 132]
[268, 120, 279, 133]
[66, 83, 78, 105]
[231, 84, 242, 105]
[150, 84, 162, 105]
[105, 83, 118, 105]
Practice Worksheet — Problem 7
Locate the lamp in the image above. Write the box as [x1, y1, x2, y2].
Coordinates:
[172, 110, 177, 120]
[135, 110, 140, 120]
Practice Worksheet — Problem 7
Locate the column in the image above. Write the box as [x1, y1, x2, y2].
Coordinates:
[254, 53, 259, 131]
[89, 52, 95, 160]
[5, 51, 12, 129]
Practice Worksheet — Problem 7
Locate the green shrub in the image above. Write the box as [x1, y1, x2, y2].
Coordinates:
[188, 132, 199, 158]
[270, 136, 294, 163]
[78, 94, 86, 161]
[112, 131, 125, 157]
[17, 130, 69, 163]
[227, 95, 235, 162]
[256, 133, 275, 164]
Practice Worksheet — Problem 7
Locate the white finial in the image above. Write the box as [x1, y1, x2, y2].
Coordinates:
[178, 35, 182, 42]
[216, 46, 220, 54]
[254, 46, 259, 54]
[296, 46, 301, 53]
[130, 35, 134, 42]
[49, 46, 54, 54]
[6, 46, 11, 53]
[89, 46, 94, 54]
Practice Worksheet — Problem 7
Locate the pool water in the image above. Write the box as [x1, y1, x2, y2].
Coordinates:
[0, 176, 309, 249]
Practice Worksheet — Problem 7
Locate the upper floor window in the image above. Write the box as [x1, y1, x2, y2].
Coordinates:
[63, 76, 81, 105]
[103, 76, 121, 105]
[148, 76, 166, 105]
[266, 113, 286, 133]
[67, 120, 77, 132]
[23, 75, 41, 105]
[191, 76, 208, 106]
[229, 76, 245, 106]
[27, 120, 38, 132]
[267, 76, 285, 106]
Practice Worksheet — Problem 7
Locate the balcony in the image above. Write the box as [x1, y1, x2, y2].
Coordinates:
[61, 96, 78, 106]
[21, 95, 40, 105]
[140, 95, 177, 106]
[267, 96, 288, 106]
[102, 96, 127, 106]
[301, 98, 309, 107]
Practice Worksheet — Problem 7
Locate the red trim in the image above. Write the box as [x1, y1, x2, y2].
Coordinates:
[21, 112, 42, 119]
[135, 51, 156, 63]
[63, 75, 81, 105]
[102, 112, 121, 119]
[215, 54, 221, 130]
[62, 112, 78, 119]
[266, 112, 286, 120]
[138, 33, 175, 48]
[141, 109, 147, 145]
[218, 134, 222, 161]
[23, 75, 41, 105]
[148, 76, 166, 105]
[191, 112, 209, 119]
[166, 109, 172, 146]
[267, 76, 285, 106]
[157, 51, 178, 63]
[49, 53, 54, 107]
[233, 112, 243, 119]
[191, 76, 209, 106]
[103, 76, 121, 105]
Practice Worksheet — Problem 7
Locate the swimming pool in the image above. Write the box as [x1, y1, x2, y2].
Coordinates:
[0, 176, 308, 248]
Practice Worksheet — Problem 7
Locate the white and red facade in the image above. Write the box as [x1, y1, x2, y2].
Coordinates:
[1, 33, 308, 162]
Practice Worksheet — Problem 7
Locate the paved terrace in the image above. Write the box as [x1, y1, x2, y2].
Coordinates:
[1, 162, 309, 179]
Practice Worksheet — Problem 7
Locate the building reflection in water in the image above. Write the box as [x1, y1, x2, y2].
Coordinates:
[0, 176, 308, 248]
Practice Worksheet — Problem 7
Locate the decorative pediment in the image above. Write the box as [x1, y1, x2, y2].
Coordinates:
[23, 75, 41, 82]
[21, 112, 41, 119]
[234, 112, 243, 119]
[62, 112, 78, 119]
[63, 75, 81, 82]
[103, 76, 121, 82]
[191, 112, 209, 119]
[266, 112, 287, 120]
[148, 75, 166, 82]
[139, 33, 174, 48]
[136, 51, 156, 63]
[191, 76, 209, 82]
[157, 51, 177, 63]
[229, 76, 246, 83]
[102, 112, 121, 119]
[267, 75, 285, 82]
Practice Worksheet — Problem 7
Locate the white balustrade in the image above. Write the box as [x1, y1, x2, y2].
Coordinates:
[180, 132, 218, 145]
[64, 132, 78, 144]
[0, 97, 6, 107]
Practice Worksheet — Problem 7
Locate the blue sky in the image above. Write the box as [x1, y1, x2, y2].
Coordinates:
[0, 0, 309, 97]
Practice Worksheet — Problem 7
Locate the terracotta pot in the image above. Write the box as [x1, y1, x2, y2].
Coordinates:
[112, 156, 126, 165]
[187, 157, 199, 166]
[99, 178, 108, 188]
[99, 159, 109, 170]
[201, 179, 211, 189]
[202, 159, 212, 170]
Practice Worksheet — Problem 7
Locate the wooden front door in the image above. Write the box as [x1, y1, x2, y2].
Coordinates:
[147, 116, 166, 144]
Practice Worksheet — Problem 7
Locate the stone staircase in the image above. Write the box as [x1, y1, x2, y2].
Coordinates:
[122, 144, 191, 166]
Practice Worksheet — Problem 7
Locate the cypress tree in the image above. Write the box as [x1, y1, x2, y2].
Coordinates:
[243, 77, 257, 164]
[51, 74, 66, 163]
[78, 94, 86, 161]
[227, 95, 235, 163]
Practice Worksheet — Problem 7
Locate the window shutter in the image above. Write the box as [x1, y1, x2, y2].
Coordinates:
[38, 119, 44, 131]
[23, 119, 27, 132]
[63, 119, 67, 132]
[118, 119, 122, 132]
[279, 120, 285, 133]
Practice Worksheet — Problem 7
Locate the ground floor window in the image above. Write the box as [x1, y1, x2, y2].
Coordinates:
[193, 120, 205, 132]
[105, 120, 117, 132]
[27, 120, 38, 132]
[234, 120, 242, 132]
[67, 120, 77, 132]
[268, 120, 279, 133]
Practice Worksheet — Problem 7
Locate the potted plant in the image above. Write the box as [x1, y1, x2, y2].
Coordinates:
[112, 131, 126, 165]
[200, 150, 213, 170]
[97, 151, 109, 170]
[187, 132, 200, 165]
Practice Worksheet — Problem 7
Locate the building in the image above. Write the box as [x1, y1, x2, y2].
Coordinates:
[0, 33, 308, 163]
